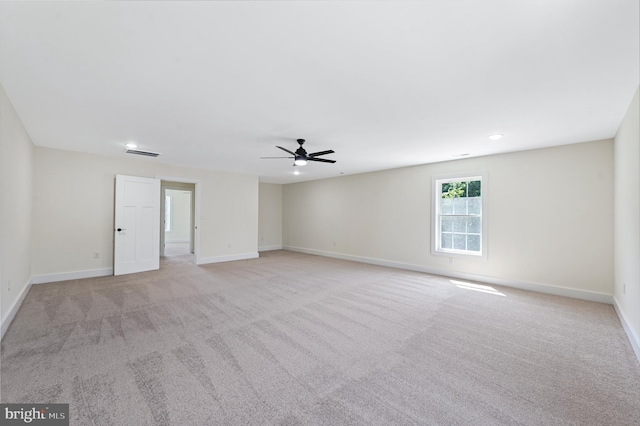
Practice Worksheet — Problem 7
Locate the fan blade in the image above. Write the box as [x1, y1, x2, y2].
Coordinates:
[276, 146, 296, 156]
[307, 157, 336, 163]
[308, 150, 335, 157]
[260, 156, 293, 159]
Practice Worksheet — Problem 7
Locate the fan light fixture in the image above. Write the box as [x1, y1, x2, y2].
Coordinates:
[260, 138, 336, 166]
[488, 134, 503, 140]
[125, 142, 138, 149]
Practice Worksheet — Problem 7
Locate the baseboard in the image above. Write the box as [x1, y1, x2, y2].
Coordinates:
[31, 268, 113, 284]
[258, 245, 283, 252]
[197, 252, 259, 265]
[1, 279, 32, 340]
[613, 297, 640, 364]
[283, 245, 613, 304]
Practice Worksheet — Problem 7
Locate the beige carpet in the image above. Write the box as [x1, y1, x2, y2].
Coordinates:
[163, 242, 191, 257]
[2, 250, 639, 425]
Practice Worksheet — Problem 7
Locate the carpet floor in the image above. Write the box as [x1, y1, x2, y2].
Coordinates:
[163, 242, 191, 257]
[2, 250, 639, 425]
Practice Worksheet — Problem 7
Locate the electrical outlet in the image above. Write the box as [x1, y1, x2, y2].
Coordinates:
[333, 241, 336, 246]
[228, 243, 231, 248]
[8, 279, 11, 292]
[93, 251, 100, 259]
[623, 283, 626, 295]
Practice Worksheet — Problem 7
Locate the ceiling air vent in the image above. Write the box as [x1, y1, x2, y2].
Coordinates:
[125, 148, 160, 157]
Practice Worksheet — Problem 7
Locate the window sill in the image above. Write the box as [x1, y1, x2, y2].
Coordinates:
[431, 248, 487, 261]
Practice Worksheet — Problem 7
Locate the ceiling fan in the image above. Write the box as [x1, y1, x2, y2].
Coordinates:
[261, 139, 336, 166]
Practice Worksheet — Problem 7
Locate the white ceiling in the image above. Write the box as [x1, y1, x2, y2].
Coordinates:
[1, 1, 638, 184]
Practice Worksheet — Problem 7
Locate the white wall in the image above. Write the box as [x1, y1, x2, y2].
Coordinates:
[258, 182, 283, 251]
[31, 147, 259, 279]
[0, 84, 33, 337]
[284, 140, 614, 300]
[165, 189, 191, 243]
[614, 87, 640, 358]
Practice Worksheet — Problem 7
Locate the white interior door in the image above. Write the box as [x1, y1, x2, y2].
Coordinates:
[114, 175, 160, 276]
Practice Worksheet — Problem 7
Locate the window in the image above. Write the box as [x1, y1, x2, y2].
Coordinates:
[165, 195, 172, 232]
[432, 172, 487, 258]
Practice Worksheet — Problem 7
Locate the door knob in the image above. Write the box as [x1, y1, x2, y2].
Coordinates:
[117, 228, 126, 232]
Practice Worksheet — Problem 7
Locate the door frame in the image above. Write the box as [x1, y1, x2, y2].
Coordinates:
[156, 175, 201, 265]
[161, 183, 195, 256]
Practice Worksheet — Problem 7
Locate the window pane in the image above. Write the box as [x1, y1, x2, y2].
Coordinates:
[453, 234, 466, 250]
[453, 198, 467, 214]
[165, 196, 171, 232]
[468, 217, 481, 233]
[441, 216, 453, 232]
[441, 233, 453, 249]
[467, 235, 481, 252]
[442, 181, 466, 198]
[453, 216, 466, 232]
[468, 197, 481, 215]
[468, 180, 481, 197]
[441, 198, 454, 215]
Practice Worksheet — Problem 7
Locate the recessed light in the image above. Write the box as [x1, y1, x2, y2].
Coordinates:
[488, 134, 503, 140]
[125, 143, 138, 149]
[294, 170, 300, 175]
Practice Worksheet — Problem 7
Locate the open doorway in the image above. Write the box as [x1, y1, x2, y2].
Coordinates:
[160, 181, 196, 260]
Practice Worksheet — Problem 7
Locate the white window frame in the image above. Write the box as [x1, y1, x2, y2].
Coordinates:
[431, 171, 488, 260]
[164, 195, 172, 232]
